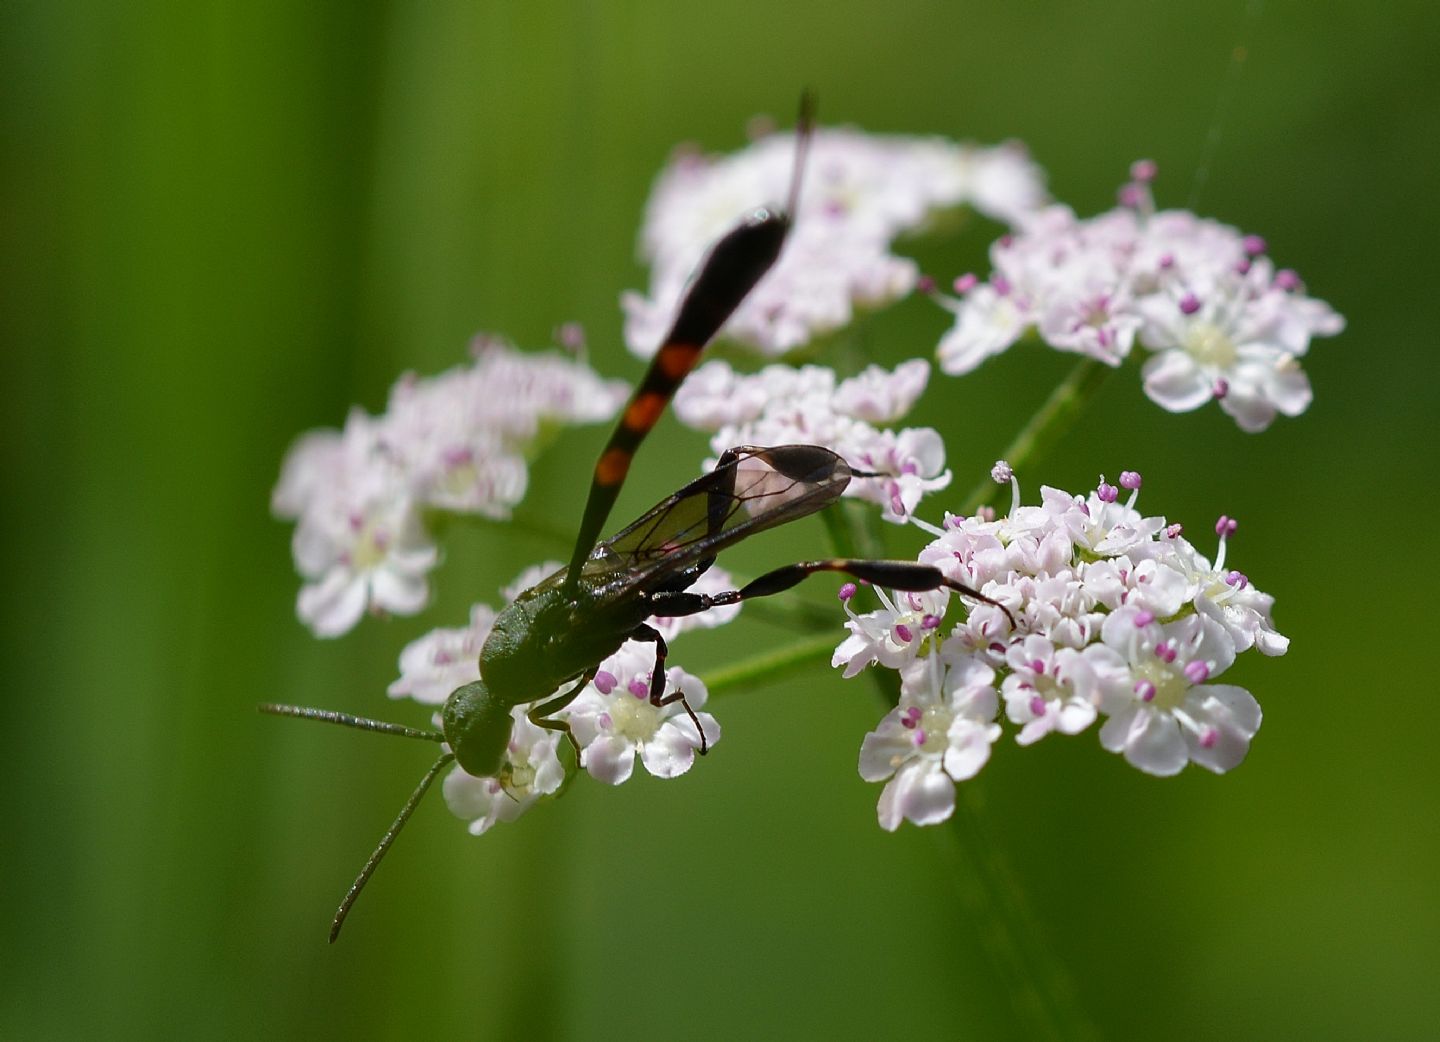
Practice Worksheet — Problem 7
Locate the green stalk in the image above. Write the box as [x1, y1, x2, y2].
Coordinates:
[938, 790, 1099, 1040]
[960, 357, 1111, 515]
[703, 633, 839, 698]
[805, 353, 1113, 1039]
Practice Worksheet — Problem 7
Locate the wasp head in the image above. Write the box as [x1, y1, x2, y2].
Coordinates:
[441, 679, 513, 779]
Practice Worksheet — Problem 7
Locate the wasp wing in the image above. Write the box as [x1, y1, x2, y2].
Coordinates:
[582, 445, 851, 596]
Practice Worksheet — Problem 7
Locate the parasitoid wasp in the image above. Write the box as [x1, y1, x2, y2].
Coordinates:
[264, 94, 1007, 940]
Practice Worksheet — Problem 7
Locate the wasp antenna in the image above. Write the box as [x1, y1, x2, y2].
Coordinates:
[259, 703, 444, 743]
[330, 751, 456, 943]
[785, 91, 817, 218]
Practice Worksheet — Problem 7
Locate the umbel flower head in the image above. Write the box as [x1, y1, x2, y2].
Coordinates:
[272, 339, 627, 637]
[270, 109, 1318, 852]
[935, 163, 1344, 431]
[840, 465, 1279, 830]
[624, 123, 1048, 357]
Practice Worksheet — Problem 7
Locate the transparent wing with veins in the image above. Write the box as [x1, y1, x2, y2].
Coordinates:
[586, 445, 852, 594]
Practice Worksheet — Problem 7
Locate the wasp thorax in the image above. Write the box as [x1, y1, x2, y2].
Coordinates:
[441, 680, 514, 779]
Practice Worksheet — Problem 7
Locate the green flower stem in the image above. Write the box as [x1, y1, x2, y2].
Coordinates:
[821, 499, 885, 560]
[702, 632, 839, 698]
[938, 791, 1099, 1041]
[741, 596, 840, 634]
[807, 357, 1114, 1040]
[960, 357, 1112, 515]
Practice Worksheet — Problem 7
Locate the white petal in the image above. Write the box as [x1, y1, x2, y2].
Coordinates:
[1217, 387, 1279, 432]
[1131, 560, 1190, 618]
[935, 285, 1026, 375]
[1055, 699, 1098, 735]
[1184, 705, 1253, 774]
[1113, 709, 1187, 777]
[858, 722, 912, 782]
[1255, 628, 1290, 656]
[297, 570, 367, 638]
[639, 718, 707, 779]
[386, 539, 440, 573]
[583, 736, 636, 785]
[442, 765, 499, 820]
[1213, 684, 1263, 734]
[944, 654, 997, 694]
[564, 693, 607, 746]
[1016, 716, 1054, 746]
[291, 513, 340, 576]
[892, 761, 957, 827]
[272, 429, 343, 519]
[1183, 686, 1259, 773]
[489, 790, 538, 827]
[948, 681, 999, 724]
[833, 359, 930, 423]
[1265, 356, 1313, 417]
[370, 566, 430, 616]
[942, 720, 999, 780]
[1141, 350, 1213, 413]
[875, 776, 906, 832]
[1181, 614, 1238, 676]
[1098, 706, 1137, 754]
[527, 737, 568, 796]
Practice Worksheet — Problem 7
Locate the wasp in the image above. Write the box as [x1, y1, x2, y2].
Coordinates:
[264, 95, 1004, 940]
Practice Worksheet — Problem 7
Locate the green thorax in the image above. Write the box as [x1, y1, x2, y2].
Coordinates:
[478, 564, 650, 709]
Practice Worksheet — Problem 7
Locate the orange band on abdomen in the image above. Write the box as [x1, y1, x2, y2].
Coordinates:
[596, 447, 633, 487]
[623, 391, 668, 434]
[656, 341, 701, 381]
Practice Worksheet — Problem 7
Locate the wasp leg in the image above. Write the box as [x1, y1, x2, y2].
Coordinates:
[655, 558, 1016, 628]
[628, 623, 710, 755]
[642, 590, 710, 617]
[527, 668, 598, 766]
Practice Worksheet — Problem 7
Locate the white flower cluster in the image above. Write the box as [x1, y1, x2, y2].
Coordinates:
[272, 116, 1330, 848]
[390, 565, 737, 834]
[272, 340, 628, 637]
[623, 126, 1047, 357]
[839, 468, 1283, 831]
[673, 358, 950, 522]
[936, 163, 1344, 431]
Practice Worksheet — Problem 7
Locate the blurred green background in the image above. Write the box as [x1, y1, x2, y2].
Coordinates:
[4, 1, 1436, 1039]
